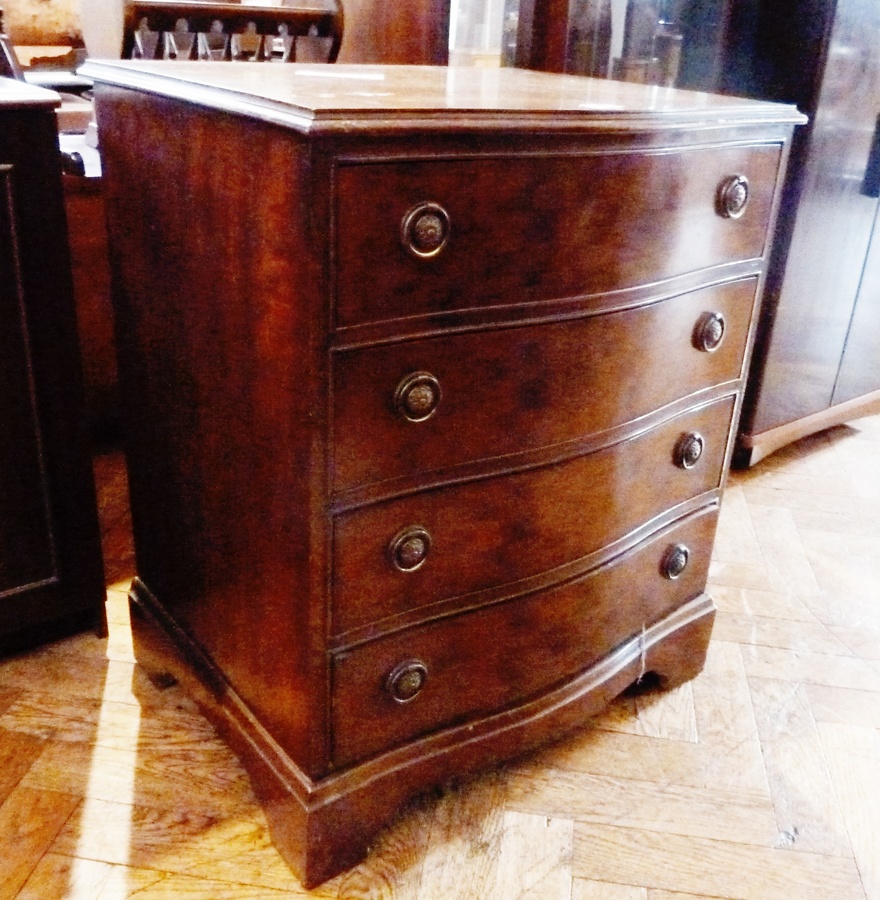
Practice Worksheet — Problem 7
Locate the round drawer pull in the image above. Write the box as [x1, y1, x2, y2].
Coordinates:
[674, 432, 705, 469]
[394, 371, 441, 422]
[386, 659, 428, 703]
[389, 526, 432, 572]
[694, 311, 726, 352]
[402, 202, 450, 258]
[661, 543, 690, 580]
[717, 174, 750, 219]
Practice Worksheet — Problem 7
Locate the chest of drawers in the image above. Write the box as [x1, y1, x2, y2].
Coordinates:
[82, 60, 801, 887]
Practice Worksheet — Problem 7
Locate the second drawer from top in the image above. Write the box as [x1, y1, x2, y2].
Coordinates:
[332, 277, 758, 493]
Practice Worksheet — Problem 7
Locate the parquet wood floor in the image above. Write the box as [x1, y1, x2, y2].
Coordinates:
[1, 414, 879, 899]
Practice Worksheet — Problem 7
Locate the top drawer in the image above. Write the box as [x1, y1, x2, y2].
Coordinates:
[335, 143, 781, 328]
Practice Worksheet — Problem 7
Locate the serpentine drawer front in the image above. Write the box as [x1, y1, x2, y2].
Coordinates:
[332, 395, 735, 638]
[331, 506, 719, 767]
[332, 278, 758, 492]
[82, 60, 803, 888]
[335, 146, 782, 327]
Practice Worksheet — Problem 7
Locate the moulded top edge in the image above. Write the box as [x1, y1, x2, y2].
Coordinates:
[78, 61, 807, 136]
[0, 76, 61, 110]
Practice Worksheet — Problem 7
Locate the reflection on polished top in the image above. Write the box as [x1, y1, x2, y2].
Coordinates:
[0, 76, 59, 109]
[78, 61, 804, 134]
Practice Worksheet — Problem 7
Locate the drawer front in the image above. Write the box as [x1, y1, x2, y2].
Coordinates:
[331, 505, 719, 767]
[332, 395, 735, 636]
[332, 278, 757, 492]
[335, 145, 780, 328]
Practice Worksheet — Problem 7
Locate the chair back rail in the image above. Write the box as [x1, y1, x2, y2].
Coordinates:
[121, 1, 343, 63]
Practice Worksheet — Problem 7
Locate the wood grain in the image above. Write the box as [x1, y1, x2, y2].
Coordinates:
[818, 723, 880, 900]
[748, 677, 850, 855]
[573, 881, 647, 899]
[571, 821, 864, 899]
[0, 688, 20, 718]
[16, 854, 120, 900]
[0, 786, 80, 900]
[490, 811, 573, 900]
[335, 149, 776, 328]
[629, 681, 698, 742]
[740, 644, 880, 692]
[79, 57, 800, 885]
[508, 767, 778, 846]
[806, 683, 880, 729]
[0, 729, 45, 806]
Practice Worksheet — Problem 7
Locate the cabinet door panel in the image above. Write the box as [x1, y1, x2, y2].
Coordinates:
[0, 169, 57, 592]
[0, 96, 104, 654]
[832, 208, 880, 405]
[749, 0, 880, 433]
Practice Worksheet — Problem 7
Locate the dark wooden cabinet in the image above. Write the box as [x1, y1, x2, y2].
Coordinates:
[0, 78, 105, 655]
[728, 0, 880, 464]
[83, 59, 799, 886]
[515, 0, 741, 85]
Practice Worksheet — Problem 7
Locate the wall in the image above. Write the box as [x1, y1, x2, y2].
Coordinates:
[4, 0, 82, 45]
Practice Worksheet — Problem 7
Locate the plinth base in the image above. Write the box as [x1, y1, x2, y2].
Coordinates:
[129, 578, 715, 888]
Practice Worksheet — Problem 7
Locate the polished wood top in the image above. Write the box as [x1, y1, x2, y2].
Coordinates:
[0, 76, 59, 110]
[79, 62, 804, 135]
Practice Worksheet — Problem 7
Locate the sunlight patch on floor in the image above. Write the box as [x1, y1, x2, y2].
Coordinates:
[69, 653, 141, 898]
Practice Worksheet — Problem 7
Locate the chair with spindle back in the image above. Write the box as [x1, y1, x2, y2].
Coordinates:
[122, 1, 344, 64]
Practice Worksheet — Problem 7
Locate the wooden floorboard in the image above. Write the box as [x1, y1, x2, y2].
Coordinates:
[0, 786, 80, 900]
[1, 415, 878, 898]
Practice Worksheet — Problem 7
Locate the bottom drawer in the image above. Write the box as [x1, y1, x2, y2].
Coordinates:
[330, 504, 719, 767]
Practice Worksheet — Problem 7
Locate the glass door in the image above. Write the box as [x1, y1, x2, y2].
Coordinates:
[448, 0, 739, 95]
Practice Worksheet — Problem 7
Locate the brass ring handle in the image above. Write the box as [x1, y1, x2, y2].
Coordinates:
[388, 526, 432, 573]
[661, 543, 690, 580]
[402, 202, 450, 258]
[717, 174, 750, 219]
[386, 659, 428, 703]
[674, 432, 705, 470]
[394, 371, 441, 422]
[694, 312, 726, 353]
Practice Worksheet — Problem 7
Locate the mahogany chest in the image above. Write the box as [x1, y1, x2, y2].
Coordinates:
[81, 60, 801, 886]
